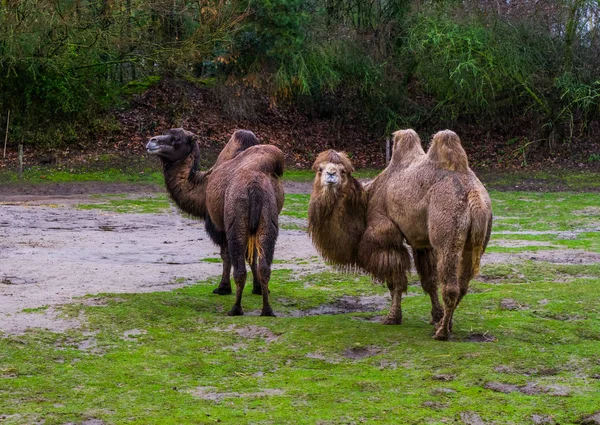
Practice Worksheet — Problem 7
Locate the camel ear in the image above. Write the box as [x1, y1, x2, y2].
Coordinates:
[337, 151, 354, 174]
[188, 134, 200, 180]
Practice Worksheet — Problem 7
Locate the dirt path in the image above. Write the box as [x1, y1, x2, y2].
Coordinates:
[0, 191, 323, 334]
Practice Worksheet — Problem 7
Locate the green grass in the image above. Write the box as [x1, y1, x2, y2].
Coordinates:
[1, 265, 599, 424]
[77, 195, 171, 214]
[281, 194, 310, 219]
[0, 166, 164, 184]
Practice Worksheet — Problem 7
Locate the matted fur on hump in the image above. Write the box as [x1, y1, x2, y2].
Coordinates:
[312, 150, 354, 173]
[427, 130, 469, 172]
[391, 129, 425, 164]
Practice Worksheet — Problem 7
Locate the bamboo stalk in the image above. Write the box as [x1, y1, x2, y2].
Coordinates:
[3, 109, 9, 159]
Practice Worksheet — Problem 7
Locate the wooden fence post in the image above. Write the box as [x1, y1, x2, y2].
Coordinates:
[3, 110, 9, 159]
[385, 137, 391, 165]
[18, 143, 23, 180]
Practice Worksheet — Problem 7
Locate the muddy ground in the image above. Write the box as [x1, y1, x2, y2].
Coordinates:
[0, 182, 596, 335]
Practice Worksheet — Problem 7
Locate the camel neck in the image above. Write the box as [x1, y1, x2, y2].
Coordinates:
[162, 155, 210, 218]
[308, 177, 367, 266]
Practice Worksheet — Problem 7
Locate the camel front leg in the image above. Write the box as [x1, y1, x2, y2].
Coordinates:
[381, 273, 407, 325]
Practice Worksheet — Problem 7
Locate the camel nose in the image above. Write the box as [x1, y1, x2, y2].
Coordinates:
[146, 138, 161, 153]
[324, 170, 338, 184]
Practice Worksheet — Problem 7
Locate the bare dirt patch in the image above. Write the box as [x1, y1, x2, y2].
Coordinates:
[485, 381, 570, 396]
[214, 325, 280, 343]
[532, 415, 554, 425]
[460, 411, 486, 425]
[500, 298, 528, 311]
[579, 412, 600, 425]
[190, 386, 284, 402]
[522, 250, 600, 265]
[343, 345, 381, 360]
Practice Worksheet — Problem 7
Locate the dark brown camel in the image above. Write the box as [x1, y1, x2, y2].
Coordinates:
[146, 128, 285, 316]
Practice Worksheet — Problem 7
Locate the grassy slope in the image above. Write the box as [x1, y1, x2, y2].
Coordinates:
[1, 185, 600, 424]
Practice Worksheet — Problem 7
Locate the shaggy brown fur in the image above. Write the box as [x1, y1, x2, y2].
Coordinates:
[308, 130, 492, 340]
[308, 151, 367, 267]
[427, 129, 469, 172]
[308, 150, 410, 325]
[146, 128, 285, 317]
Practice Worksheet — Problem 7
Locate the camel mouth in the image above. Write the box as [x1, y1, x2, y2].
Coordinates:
[324, 174, 339, 185]
[145, 140, 162, 154]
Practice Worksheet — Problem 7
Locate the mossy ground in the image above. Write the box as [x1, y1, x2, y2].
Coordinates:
[1, 177, 600, 424]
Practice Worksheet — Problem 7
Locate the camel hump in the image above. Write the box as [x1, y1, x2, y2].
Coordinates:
[427, 130, 469, 172]
[216, 129, 260, 165]
[391, 129, 425, 164]
[240, 144, 285, 178]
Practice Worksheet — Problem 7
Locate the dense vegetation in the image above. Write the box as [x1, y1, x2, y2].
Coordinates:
[1, 0, 600, 156]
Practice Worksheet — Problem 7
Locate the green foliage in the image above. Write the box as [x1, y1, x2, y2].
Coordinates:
[2, 0, 600, 150]
[121, 76, 162, 95]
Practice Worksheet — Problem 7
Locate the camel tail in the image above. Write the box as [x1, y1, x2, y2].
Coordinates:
[468, 191, 492, 277]
[247, 183, 264, 263]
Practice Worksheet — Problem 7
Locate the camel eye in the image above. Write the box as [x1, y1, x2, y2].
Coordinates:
[318, 167, 323, 173]
[340, 169, 346, 175]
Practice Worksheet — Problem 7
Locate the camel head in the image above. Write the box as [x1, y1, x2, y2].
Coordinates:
[311, 150, 355, 192]
[146, 128, 201, 178]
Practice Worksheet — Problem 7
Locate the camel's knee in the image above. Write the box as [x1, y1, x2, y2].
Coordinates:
[257, 263, 271, 281]
[233, 267, 247, 282]
[442, 283, 460, 306]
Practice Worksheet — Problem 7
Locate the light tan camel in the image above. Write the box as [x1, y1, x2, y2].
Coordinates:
[308, 129, 492, 340]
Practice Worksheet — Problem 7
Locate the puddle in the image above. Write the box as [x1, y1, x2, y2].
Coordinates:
[463, 333, 497, 343]
[289, 295, 391, 317]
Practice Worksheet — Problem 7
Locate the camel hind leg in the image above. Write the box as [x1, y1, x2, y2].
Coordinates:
[413, 248, 443, 325]
[227, 229, 248, 316]
[432, 246, 462, 340]
[255, 216, 278, 317]
[431, 220, 468, 341]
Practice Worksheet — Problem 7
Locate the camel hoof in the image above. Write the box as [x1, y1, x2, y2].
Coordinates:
[213, 287, 232, 295]
[260, 309, 276, 317]
[432, 331, 450, 341]
[381, 316, 402, 325]
[227, 307, 244, 316]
